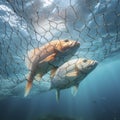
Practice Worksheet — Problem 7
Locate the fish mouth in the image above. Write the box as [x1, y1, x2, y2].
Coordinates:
[85, 60, 98, 73]
[75, 41, 80, 47]
[70, 41, 80, 47]
[64, 41, 80, 51]
[92, 60, 98, 67]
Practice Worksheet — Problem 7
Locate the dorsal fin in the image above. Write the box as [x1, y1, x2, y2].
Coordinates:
[50, 67, 58, 79]
[25, 48, 40, 69]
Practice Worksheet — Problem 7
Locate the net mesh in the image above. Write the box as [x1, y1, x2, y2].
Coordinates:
[0, 0, 120, 97]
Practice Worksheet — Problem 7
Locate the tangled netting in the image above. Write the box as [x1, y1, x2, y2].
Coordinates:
[0, 0, 120, 97]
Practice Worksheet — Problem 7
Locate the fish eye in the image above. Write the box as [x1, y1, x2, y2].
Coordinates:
[83, 59, 87, 63]
[64, 39, 69, 42]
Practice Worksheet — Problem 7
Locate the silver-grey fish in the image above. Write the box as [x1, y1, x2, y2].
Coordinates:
[25, 39, 80, 97]
[50, 58, 98, 101]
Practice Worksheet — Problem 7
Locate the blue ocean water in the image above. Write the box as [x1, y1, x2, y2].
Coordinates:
[0, 0, 120, 120]
[0, 54, 120, 120]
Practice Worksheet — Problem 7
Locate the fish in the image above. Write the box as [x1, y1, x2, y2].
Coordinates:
[24, 39, 80, 97]
[50, 58, 98, 101]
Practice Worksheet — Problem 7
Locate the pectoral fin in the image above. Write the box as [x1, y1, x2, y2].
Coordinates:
[43, 53, 56, 62]
[71, 84, 79, 96]
[56, 89, 60, 102]
[24, 80, 32, 97]
[66, 71, 78, 77]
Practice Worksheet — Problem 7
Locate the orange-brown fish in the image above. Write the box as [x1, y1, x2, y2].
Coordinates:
[24, 39, 80, 97]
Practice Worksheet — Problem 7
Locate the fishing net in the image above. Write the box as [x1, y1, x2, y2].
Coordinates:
[0, 0, 120, 97]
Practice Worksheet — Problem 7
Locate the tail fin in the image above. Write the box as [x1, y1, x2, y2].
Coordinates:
[24, 81, 32, 97]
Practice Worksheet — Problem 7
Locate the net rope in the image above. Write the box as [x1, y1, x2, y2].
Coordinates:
[0, 0, 120, 97]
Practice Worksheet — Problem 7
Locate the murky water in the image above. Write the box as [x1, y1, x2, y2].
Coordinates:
[0, 0, 120, 120]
